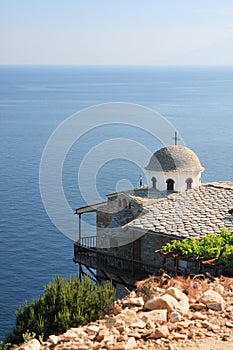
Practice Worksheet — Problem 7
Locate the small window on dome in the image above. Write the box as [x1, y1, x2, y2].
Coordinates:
[118, 199, 122, 207]
[166, 178, 175, 191]
[186, 178, 193, 190]
[151, 176, 157, 189]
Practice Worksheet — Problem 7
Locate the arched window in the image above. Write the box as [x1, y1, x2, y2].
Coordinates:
[166, 178, 175, 191]
[186, 178, 193, 190]
[151, 176, 157, 189]
[118, 199, 122, 207]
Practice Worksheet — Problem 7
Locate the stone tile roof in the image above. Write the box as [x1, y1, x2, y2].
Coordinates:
[125, 182, 233, 239]
[145, 145, 204, 172]
[108, 208, 135, 228]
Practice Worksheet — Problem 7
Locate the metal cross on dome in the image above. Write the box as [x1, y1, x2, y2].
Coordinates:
[173, 131, 180, 145]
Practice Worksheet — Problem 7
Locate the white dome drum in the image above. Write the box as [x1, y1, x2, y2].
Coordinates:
[145, 145, 204, 192]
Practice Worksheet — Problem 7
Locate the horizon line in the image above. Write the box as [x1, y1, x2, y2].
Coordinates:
[1, 63, 233, 68]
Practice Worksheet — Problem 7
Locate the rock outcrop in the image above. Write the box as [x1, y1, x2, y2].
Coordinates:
[18, 274, 233, 350]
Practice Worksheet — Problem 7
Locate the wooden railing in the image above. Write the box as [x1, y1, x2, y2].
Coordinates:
[73, 240, 162, 277]
[74, 238, 232, 278]
[78, 236, 96, 248]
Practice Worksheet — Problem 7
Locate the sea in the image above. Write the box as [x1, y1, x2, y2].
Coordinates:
[0, 65, 233, 341]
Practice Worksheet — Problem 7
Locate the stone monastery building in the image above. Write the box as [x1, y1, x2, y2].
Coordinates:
[74, 144, 233, 283]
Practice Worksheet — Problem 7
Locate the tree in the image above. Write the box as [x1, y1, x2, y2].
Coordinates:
[5, 275, 115, 346]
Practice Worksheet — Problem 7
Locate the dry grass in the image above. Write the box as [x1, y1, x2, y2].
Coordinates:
[219, 275, 233, 293]
[135, 273, 230, 301]
[135, 274, 173, 300]
[173, 276, 209, 300]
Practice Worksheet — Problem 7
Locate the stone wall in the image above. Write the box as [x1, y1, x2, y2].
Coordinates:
[140, 232, 172, 268]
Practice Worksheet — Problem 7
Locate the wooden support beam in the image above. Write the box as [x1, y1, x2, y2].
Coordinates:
[78, 213, 81, 242]
[85, 265, 101, 283]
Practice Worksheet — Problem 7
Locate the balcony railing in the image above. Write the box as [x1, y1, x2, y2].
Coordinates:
[78, 236, 96, 248]
[74, 237, 232, 279]
[73, 238, 162, 278]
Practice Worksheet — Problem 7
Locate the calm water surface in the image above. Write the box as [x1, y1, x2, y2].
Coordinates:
[0, 65, 233, 340]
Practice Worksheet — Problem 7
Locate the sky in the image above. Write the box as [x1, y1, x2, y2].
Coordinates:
[1, 0, 233, 65]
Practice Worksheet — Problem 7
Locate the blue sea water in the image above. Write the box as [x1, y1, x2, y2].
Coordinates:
[0, 65, 233, 340]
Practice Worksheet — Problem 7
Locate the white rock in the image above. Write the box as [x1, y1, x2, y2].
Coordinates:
[18, 339, 41, 350]
[145, 294, 180, 312]
[170, 311, 182, 323]
[176, 320, 194, 328]
[190, 303, 206, 310]
[127, 330, 141, 339]
[207, 308, 215, 315]
[207, 302, 224, 311]
[150, 325, 169, 339]
[130, 320, 146, 328]
[199, 289, 225, 310]
[48, 335, 59, 344]
[140, 309, 167, 324]
[85, 324, 99, 334]
[126, 337, 137, 349]
[63, 328, 88, 338]
[172, 332, 187, 340]
[114, 318, 125, 326]
[191, 311, 208, 320]
[167, 344, 175, 350]
[96, 328, 111, 342]
[103, 334, 115, 343]
[129, 290, 137, 298]
[115, 309, 138, 324]
[109, 343, 126, 350]
[123, 297, 144, 307]
[165, 287, 188, 301]
[207, 323, 220, 331]
[226, 321, 233, 328]
[178, 297, 190, 315]
[213, 283, 225, 295]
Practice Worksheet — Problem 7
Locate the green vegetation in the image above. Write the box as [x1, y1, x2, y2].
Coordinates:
[4, 275, 115, 347]
[162, 228, 233, 267]
[0, 342, 14, 350]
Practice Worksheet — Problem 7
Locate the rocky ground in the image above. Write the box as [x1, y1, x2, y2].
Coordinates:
[18, 273, 233, 350]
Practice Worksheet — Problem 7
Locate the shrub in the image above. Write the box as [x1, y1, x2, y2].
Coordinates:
[161, 228, 233, 266]
[5, 275, 115, 346]
[220, 245, 233, 267]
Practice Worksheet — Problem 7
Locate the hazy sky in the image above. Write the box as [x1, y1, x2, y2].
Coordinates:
[1, 0, 233, 65]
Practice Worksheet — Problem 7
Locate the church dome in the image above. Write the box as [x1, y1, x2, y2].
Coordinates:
[145, 145, 204, 173]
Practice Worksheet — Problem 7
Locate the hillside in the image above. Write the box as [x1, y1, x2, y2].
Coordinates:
[18, 274, 233, 350]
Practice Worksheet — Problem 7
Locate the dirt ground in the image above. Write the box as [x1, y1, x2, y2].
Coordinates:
[184, 339, 233, 350]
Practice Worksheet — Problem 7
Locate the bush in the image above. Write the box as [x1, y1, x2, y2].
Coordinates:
[161, 228, 233, 265]
[220, 245, 233, 267]
[5, 275, 115, 346]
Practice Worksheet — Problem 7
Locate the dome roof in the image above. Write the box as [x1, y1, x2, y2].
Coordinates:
[145, 145, 204, 173]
